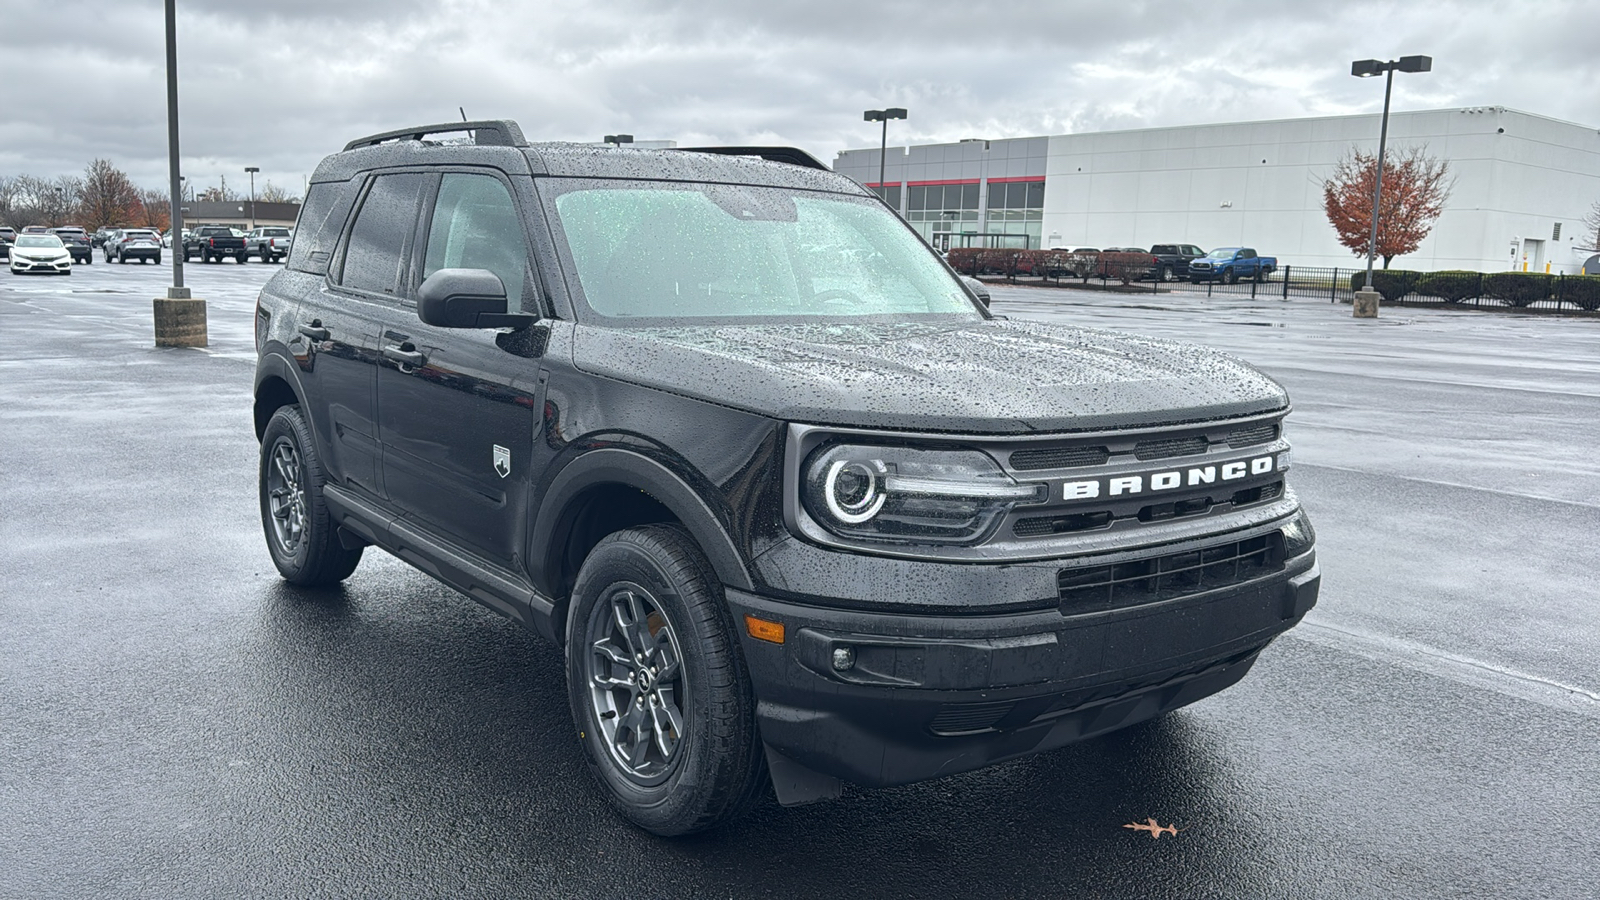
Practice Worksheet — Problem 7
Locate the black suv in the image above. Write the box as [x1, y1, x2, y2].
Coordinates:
[253, 120, 1319, 836]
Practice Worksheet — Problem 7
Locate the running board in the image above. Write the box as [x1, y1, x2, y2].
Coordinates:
[322, 484, 561, 643]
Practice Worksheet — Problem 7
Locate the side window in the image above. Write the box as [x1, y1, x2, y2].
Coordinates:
[287, 180, 359, 275]
[422, 173, 528, 304]
[1241, 248, 1256, 259]
[340, 173, 427, 294]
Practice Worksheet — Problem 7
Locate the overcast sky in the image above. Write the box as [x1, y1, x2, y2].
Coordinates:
[3, 0, 1596, 198]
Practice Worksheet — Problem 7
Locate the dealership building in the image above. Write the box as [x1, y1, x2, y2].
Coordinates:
[833, 107, 1600, 274]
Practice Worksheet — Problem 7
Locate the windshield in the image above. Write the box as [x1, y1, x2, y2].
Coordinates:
[1207, 248, 1236, 258]
[17, 235, 64, 249]
[543, 180, 979, 324]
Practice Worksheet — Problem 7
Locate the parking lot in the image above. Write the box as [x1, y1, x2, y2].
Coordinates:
[3, 263, 1597, 898]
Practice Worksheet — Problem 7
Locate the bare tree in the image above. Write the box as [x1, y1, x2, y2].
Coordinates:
[1323, 145, 1453, 268]
[197, 173, 238, 203]
[78, 159, 141, 230]
[1582, 199, 1600, 253]
[135, 188, 171, 232]
[257, 181, 299, 204]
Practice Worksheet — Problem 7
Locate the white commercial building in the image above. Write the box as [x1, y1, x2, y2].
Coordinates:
[833, 107, 1600, 274]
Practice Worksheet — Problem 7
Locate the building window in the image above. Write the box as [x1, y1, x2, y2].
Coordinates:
[906, 181, 980, 244]
[868, 184, 902, 211]
[983, 180, 1045, 248]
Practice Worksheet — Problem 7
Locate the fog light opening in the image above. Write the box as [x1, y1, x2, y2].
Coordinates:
[831, 646, 856, 671]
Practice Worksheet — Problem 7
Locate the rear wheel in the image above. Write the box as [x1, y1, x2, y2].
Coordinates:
[566, 525, 766, 836]
[154, 254, 161, 265]
[258, 405, 363, 586]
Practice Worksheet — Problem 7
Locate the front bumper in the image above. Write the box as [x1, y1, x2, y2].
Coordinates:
[10, 256, 72, 273]
[729, 546, 1318, 791]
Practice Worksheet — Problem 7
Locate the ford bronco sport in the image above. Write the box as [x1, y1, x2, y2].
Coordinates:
[253, 120, 1319, 836]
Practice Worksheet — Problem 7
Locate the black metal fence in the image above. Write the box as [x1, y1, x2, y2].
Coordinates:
[1195, 266, 1600, 312]
[983, 260, 1600, 314]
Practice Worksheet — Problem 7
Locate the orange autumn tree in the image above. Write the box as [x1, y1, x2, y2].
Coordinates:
[1322, 145, 1452, 268]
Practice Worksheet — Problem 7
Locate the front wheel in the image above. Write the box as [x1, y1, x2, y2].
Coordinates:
[259, 405, 363, 586]
[1224, 269, 1238, 285]
[566, 525, 766, 836]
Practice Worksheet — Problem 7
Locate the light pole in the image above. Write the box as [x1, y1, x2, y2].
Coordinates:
[154, 0, 205, 347]
[604, 134, 634, 147]
[863, 108, 907, 206]
[1349, 54, 1431, 317]
[245, 166, 259, 230]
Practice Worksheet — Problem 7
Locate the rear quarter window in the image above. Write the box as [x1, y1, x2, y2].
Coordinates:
[288, 180, 360, 276]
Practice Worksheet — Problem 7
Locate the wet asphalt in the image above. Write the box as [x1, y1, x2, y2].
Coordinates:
[2, 263, 1596, 899]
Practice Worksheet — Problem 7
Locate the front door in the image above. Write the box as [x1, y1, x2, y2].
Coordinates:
[376, 171, 543, 569]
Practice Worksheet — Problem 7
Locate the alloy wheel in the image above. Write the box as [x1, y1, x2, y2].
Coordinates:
[265, 437, 308, 557]
[584, 583, 688, 785]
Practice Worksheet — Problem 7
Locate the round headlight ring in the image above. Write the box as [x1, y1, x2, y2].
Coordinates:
[824, 459, 886, 524]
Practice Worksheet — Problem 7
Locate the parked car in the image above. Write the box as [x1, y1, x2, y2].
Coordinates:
[1188, 247, 1277, 283]
[251, 118, 1318, 837]
[1148, 243, 1206, 281]
[0, 227, 15, 260]
[91, 228, 116, 248]
[9, 233, 73, 275]
[48, 227, 94, 264]
[105, 228, 163, 264]
[244, 226, 294, 262]
[184, 225, 248, 263]
[21, 225, 51, 235]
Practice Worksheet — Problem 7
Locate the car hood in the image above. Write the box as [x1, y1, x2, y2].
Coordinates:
[13, 247, 68, 258]
[571, 319, 1287, 433]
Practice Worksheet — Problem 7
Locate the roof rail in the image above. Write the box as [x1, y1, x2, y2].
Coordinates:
[342, 120, 529, 152]
[672, 146, 830, 171]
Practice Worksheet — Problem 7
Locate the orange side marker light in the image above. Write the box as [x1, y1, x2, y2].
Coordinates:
[744, 615, 785, 644]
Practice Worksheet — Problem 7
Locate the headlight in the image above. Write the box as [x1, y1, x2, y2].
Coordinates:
[802, 444, 1043, 545]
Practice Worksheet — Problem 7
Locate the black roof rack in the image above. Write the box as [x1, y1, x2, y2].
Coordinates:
[672, 146, 830, 171]
[343, 120, 529, 152]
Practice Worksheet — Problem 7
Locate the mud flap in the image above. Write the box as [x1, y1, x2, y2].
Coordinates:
[764, 744, 843, 806]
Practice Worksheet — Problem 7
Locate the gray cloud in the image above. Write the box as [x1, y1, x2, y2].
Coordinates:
[1, 0, 1595, 196]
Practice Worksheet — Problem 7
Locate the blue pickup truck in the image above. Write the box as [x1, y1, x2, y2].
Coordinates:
[1187, 247, 1276, 283]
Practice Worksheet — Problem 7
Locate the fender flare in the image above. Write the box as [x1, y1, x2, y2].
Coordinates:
[252, 350, 308, 440]
[530, 447, 755, 596]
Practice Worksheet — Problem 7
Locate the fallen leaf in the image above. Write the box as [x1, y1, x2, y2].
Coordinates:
[1123, 817, 1180, 839]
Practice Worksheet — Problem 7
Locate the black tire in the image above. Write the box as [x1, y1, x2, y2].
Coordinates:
[154, 254, 161, 265]
[236, 253, 248, 263]
[258, 405, 363, 586]
[1159, 265, 1173, 283]
[566, 524, 766, 837]
[1225, 269, 1238, 285]
[118, 252, 127, 264]
[257, 247, 269, 263]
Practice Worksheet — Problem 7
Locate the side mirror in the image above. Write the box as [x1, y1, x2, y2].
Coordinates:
[417, 268, 535, 329]
[961, 275, 991, 308]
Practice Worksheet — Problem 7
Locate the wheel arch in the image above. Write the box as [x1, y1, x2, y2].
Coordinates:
[531, 448, 755, 637]
[253, 354, 305, 441]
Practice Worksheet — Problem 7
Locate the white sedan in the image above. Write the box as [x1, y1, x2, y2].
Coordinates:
[9, 234, 73, 275]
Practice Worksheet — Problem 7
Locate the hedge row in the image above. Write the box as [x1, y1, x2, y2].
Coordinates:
[948, 248, 1155, 283]
[1348, 270, 1600, 310]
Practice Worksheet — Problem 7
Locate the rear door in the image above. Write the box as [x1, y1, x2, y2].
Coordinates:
[375, 170, 544, 569]
[295, 172, 428, 498]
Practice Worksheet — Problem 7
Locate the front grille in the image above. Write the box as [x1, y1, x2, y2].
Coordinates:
[929, 700, 1017, 736]
[1133, 435, 1208, 460]
[1058, 533, 1284, 613]
[1010, 445, 1110, 470]
[1014, 510, 1114, 537]
[1227, 422, 1280, 447]
[1231, 481, 1284, 507]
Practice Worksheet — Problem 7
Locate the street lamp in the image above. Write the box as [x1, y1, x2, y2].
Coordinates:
[245, 166, 259, 230]
[1350, 54, 1431, 316]
[154, 0, 205, 347]
[863, 107, 907, 206]
[604, 134, 634, 147]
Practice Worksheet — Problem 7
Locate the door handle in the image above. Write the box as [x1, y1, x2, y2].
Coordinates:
[383, 343, 427, 367]
[297, 322, 330, 341]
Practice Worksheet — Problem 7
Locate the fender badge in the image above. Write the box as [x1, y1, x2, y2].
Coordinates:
[492, 444, 511, 478]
